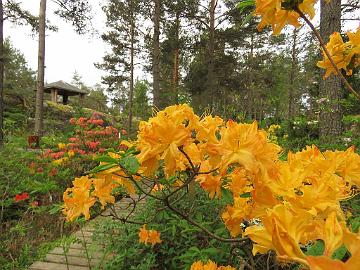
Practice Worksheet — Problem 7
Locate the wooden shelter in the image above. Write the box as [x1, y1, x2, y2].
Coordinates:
[44, 81, 89, 105]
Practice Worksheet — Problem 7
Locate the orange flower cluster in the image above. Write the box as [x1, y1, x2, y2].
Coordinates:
[190, 260, 236, 270]
[63, 161, 136, 222]
[254, 0, 317, 35]
[64, 104, 360, 269]
[318, 28, 360, 79]
[138, 224, 162, 246]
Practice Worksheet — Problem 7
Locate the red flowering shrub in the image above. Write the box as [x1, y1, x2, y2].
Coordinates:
[43, 113, 123, 166]
[14, 192, 29, 202]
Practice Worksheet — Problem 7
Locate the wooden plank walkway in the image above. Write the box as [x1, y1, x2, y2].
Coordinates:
[29, 196, 146, 270]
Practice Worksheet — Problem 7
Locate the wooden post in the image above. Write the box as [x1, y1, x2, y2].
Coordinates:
[79, 94, 84, 106]
[51, 89, 58, 102]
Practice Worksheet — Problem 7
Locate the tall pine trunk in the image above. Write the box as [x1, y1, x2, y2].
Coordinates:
[152, 0, 161, 108]
[172, 11, 180, 105]
[288, 28, 298, 120]
[34, 0, 47, 137]
[319, 0, 342, 143]
[245, 32, 254, 120]
[128, 2, 135, 135]
[206, 0, 216, 110]
[0, 0, 4, 147]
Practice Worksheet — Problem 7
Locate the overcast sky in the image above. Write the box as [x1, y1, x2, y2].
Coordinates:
[5, 0, 107, 87]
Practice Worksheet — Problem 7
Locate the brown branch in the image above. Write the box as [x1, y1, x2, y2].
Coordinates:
[295, 7, 360, 101]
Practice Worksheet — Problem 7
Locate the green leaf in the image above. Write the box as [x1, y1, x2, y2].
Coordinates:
[94, 155, 118, 163]
[240, 192, 252, 198]
[120, 156, 140, 174]
[221, 187, 233, 203]
[49, 203, 63, 215]
[237, 0, 255, 12]
[89, 163, 117, 174]
[331, 245, 348, 260]
[306, 240, 324, 256]
[240, 13, 254, 27]
[349, 216, 360, 233]
[124, 146, 140, 156]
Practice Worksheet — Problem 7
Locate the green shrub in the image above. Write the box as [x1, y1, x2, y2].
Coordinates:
[95, 189, 236, 270]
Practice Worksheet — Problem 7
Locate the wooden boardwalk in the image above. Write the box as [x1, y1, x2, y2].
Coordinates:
[29, 196, 145, 270]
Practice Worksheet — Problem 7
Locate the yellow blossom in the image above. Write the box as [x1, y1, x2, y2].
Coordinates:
[138, 224, 162, 246]
[190, 260, 236, 270]
[92, 177, 116, 209]
[196, 161, 222, 198]
[62, 176, 96, 221]
[255, 0, 317, 35]
[222, 197, 253, 237]
[318, 29, 360, 79]
[58, 143, 66, 149]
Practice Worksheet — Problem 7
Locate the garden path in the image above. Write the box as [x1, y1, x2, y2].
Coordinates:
[28, 196, 145, 270]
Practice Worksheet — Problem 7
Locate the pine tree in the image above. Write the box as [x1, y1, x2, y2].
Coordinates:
[97, 0, 142, 135]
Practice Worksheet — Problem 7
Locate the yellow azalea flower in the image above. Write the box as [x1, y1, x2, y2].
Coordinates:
[217, 120, 281, 176]
[306, 237, 360, 270]
[148, 229, 162, 245]
[108, 152, 121, 159]
[68, 150, 75, 158]
[62, 176, 96, 221]
[138, 224, 148, 244]
[63, 188, 96, 222]
[196, 161, 222, 198]
[251, 177, 280, 218]
[112, 174, 136, 194]
[58, 143, 66, 149]
[265, 206, 313, 262]
[190, 261, 205, 270]
[267, 161, 304, 199]
[222, 197, 253, 237]
[317, 29, 360, 79]
[196, 115, 223, 142]
[244, 225, 274, 255]
[190, 260, 236, 270]
[136, 104, 197, 176]
[322, 212, 343, 256]
[225, 168, 251, 196]
[151, 183, 164, 193]
[324, 146, 360, 187]
[52, 157, 69, 166]
[138, 224, 162, 246]
[341, 226, 360, 255]
[119, 140, 134, 149]
[246, 204, 314, 262]
[176, 143, 203, 172]
[92, 177, 116, 209]
[254, 0, 317, 35]
[72, 175, 93, 192]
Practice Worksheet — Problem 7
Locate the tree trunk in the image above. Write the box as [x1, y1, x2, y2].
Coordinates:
[172, 11, 180, 105]
[288, 28, 298, 120]
[245, 32, 254, 120]
[206, 0, 216, 110]
[152, 0, 161, 108]
[0, 0, 4, 147]
[34, 0, 47, 137]
[128, 1, 135, 135]
[319, 0, 342, 143]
